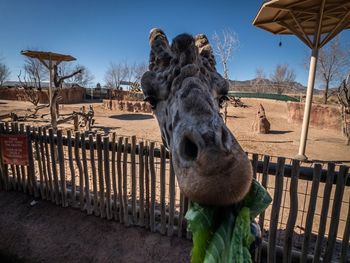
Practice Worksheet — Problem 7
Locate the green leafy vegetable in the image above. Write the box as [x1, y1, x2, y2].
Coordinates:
[204, 210, 234, 263]
[185, 203, 218, 263]
[230, 207, 254, 263]
[243, 179, 272, 218]
[185, 179, 272, 263]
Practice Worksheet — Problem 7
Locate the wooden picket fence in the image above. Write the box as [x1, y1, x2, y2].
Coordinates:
[0, 122, 349, 263]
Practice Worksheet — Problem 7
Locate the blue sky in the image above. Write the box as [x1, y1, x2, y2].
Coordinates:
[1, 0, 350, 88]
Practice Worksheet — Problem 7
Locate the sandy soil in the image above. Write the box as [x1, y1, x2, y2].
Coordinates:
[0, 191, 191, 263]
[1, 98, 349, 162]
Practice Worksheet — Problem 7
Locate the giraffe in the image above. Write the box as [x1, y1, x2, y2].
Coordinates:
[141, 29, 252, 205]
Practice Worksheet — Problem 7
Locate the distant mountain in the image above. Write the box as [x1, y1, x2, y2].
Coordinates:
[228, 78, 323, 95]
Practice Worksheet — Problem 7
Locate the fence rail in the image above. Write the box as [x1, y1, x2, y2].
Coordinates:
[0, 122, 349, 262]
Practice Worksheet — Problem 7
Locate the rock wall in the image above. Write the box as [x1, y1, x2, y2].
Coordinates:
[287, 101, 342, 130]
[103, 99, 152, 113]
[0, 87, 85, 104]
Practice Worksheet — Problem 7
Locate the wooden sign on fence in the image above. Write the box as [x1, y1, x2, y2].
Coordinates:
[0, 134, 29, 165]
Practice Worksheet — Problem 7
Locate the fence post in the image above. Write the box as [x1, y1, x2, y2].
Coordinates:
[38, 127, 49, 199]
[268, 157, 285, 263]
[144, 141, 150, 229]
[300, 164, 322, 263]
[340, 188, 350, 263]
[43, 127, 54, 202]
[74, 131, 84, 211]
[27, 125, 38, 198]
[19, 124, 26, 193]
[149, 142, 156, 232]
[89, 134, 99, 216]
[67, 130, 76, 207]
[13, 123, 21, 192]
[313, 163, 335, 263]
[145, 141, 150, 229]
[251, 153, 259, 179]
[33, 128, 45, 199]
[323, 165, 349, 262]
[117, 136, 123, 222]
[96, 133, 106, 218]
[81, 133, 92, 214]
[131, 136, 137, 224]
[160, 145, 166, 235]
[122, 137, 129, 225]
[57, 130, 68, 207]
[103, 136, 112, 220]
[283, 159, 300, 263]
[48, 128, 60, 205]
[257, 155, 270, 263]
[11, 122, 18, 191]
[138, 141, 145, 227]
[111, 133, 118, 221]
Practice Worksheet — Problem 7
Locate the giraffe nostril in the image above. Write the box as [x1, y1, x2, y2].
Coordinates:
[180, 136, 198, 161]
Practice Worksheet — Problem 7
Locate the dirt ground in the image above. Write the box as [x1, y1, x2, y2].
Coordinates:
[0, 98, 349, 262]
[1, 98, 349, 162]
[0, 191, 191, 263]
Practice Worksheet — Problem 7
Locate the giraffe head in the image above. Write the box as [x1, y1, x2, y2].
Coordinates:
[141, 29, 252, 205]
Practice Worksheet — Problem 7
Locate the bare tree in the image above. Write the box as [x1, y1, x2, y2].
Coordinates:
[130, 62, 148, 92]
[23, 57, 48, 90]
[67, 64, 94, 87]
[316, 37, 350, 104]
[0, 59, 10, 86]
[337, 75, 350, 145]
[16, 71, 41, 107]
[105, 62, 128, 90]
[270, 64, 296, 94]
[212, 29, 239, 79]
[251, 67, 270, 93]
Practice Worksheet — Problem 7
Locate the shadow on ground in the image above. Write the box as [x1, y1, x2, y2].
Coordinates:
[269, 130, 293, 135]
[110, 114, 153, 121]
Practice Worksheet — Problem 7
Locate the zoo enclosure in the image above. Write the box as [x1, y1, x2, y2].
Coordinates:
[0, 122, 349, 263]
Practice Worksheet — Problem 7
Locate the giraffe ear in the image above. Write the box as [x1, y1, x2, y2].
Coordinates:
[194, 34, 216, 70]
[149, 28, 173, 72]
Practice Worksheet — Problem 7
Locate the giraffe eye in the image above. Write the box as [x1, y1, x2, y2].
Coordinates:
[218, 95, 229, 108]
[144, 96, 158, 109]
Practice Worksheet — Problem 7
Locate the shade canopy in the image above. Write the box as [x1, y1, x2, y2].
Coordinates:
[253, 0, 350, 48]
[21, 50, 76, 62]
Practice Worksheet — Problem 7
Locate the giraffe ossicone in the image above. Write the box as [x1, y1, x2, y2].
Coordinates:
[141, 28, 252, 205]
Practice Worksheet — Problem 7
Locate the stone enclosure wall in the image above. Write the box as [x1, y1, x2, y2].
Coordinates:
[103, 99, 152, 113]
[287, 101, 342, 131]
[0, 87, 86, 104]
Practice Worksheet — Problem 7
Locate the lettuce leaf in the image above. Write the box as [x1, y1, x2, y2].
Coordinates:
[185, 203, 218, 263]
[204, 210, 235, 263]
[185, 179, 271, 263]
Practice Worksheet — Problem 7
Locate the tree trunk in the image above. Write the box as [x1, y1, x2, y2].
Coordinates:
[223, 62, 228, 80]
[50, 91, 59, 131]
[323, 81, 329, 104]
